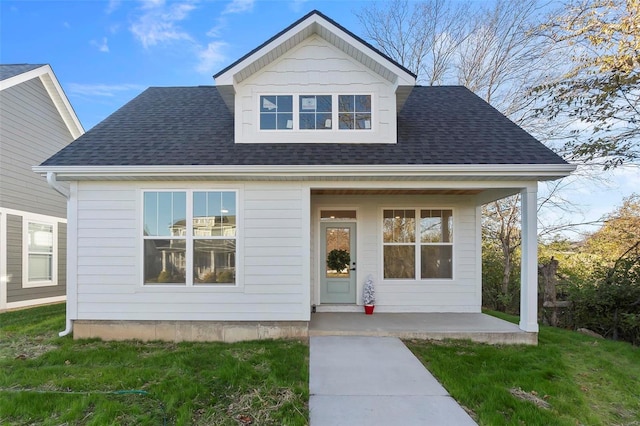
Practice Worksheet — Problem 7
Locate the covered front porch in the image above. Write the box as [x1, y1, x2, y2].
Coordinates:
[309, 312, 536, 345]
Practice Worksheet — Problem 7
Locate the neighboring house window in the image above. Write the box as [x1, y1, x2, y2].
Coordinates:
[260, 95, 293, 130]
[143, 190, 237, 285]
[339, 95, 371, 130]
[383, 209, 453, 279]
[23, 220, 57, 287]
[300, 95, 332, 129]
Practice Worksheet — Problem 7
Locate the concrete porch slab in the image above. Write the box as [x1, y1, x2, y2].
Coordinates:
[309, 312, 537, 345]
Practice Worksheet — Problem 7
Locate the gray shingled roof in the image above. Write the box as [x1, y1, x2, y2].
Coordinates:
[0, 64, 45, 81]
[41, 85, 567, 167]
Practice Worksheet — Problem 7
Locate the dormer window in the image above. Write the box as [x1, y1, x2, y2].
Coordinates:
[339, 95, 372, 129]
[260, 95, 293, 130]
[258, 94, 373, 133]
[300, 95, 332, 130]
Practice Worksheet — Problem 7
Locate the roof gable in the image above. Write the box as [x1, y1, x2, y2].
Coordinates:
[214, 10, 416, 88]
[0, 64, 84, 139]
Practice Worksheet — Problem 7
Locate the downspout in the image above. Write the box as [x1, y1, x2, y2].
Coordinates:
[47, 171, 70, 198]
[46, 172, 73, 337]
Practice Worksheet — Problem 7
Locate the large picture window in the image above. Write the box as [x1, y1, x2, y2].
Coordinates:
[383, 209, 453, 279]
[143, 190, 237, 285]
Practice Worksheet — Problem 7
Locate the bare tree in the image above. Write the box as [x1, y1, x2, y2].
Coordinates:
[356, 0, 578, 311]
[357, 0, 473, 85]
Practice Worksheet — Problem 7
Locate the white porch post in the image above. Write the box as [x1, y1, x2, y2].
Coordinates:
[520, 185, 539, 333]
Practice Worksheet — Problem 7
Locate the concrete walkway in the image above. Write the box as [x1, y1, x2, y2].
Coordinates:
[309, 336, 477, 426]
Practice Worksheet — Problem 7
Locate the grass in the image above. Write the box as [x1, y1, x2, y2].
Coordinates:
[406, 311, 640, 426]
[0, 304, 309, 425]
[3, 305, 640, 425]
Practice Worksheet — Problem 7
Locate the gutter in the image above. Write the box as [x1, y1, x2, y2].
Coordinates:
[34, 163, 578, 181]
[46, 172, 72, 337]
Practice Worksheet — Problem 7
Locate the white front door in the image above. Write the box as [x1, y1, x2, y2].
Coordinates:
[320, 222, 356, 304]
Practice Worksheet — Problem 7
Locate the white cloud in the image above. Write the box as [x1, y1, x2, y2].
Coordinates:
[129, 1, 196, 48]
[63, 21, 70, 29]
[196, 41, 227, 75]
[289, 0, 308, 13]
[90, 37, 110, 53]
[223, 0, 254, 14]
[67, 83, 145, 98]
[106, 0, 121, 14]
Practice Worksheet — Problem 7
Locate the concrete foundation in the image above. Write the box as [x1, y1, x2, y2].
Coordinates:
[73, 320, 309, 343]
[71, 313, 537, 345]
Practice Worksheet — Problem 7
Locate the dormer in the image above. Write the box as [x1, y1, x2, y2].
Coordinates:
[214, 10, 416, 144]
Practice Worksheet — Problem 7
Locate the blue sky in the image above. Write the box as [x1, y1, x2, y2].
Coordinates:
[1, 0, 366, 129]
[1, 0, 637, 236]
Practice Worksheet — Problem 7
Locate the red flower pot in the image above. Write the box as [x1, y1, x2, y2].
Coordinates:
[364, 305, 375, 315]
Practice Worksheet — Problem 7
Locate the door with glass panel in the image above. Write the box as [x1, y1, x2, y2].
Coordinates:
[320, 222, 356, 304]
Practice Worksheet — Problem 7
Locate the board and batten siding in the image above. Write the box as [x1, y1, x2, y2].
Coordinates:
[235, 35, 397, 144]
[311, 193, 481, 313]
[73, 182, 310, 322]
[0, 77, 72, 219]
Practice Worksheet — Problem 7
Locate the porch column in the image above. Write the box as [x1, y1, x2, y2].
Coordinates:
[520, 185, 539, 333]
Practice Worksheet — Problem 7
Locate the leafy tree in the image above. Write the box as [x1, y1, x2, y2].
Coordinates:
[584, 193, 640, 261]
[534, 0, 640, 168]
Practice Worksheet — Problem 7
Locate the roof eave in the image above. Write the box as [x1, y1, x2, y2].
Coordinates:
[34, 164, 576, 182]
[0, 64, 84, 139]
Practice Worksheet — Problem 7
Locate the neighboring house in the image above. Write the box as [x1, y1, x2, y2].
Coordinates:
[0, 64, 84, 311]
[35, 11, 574, 342]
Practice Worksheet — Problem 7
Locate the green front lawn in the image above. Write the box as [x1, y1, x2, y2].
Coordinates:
[0, 304, 308, 425]
[3, 305, 639, 425]
[406, 311, 640, 426]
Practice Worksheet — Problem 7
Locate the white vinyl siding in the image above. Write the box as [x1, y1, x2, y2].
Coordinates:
[73, 181, 309, 322]
[235, 35, 396, 144]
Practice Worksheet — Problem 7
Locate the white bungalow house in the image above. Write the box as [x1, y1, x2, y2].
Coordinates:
[35, 11, 574, 343]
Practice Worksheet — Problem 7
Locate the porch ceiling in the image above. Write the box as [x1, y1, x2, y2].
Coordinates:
[311, 189, 483, 196]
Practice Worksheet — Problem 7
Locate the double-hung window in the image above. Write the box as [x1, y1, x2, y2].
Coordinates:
[24, 221, 56, 287]
[383, 209, 453, 279]
[143, 190, 237, 285]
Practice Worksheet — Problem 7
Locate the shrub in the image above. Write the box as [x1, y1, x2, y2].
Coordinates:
[568, 247, 640, 345]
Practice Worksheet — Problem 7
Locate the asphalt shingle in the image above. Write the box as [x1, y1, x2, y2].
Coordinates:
[41, 85, 567, 167]
[0, 64, 45, 81]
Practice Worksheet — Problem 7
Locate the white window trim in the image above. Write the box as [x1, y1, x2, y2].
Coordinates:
[258, 93, 374, 132]
[380, 207, 455, 281]
[140, 189, 240, 288]
[22, 216, 58, 288]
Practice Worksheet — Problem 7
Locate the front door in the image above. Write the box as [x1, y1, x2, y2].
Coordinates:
[320, 222, 356, 304]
